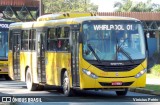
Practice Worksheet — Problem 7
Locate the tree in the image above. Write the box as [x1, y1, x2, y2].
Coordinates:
[114, 0, 133, 12]
[114, 0, 160, 12]
[42, 0, 98, 13]
[131, 0, 153, 12]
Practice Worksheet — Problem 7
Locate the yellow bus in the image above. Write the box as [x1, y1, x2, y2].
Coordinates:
[8, 13, 147, 96]
[0, 19, 13, 80]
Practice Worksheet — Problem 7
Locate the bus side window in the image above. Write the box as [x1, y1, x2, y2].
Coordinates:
[21, 30, 29, 50]
[63, 27, 70, 51]
[47, 28, 57, 51]
[29, 29, 36, 50]
[56, 27, 62, 51]
[56, 27, 70, 51]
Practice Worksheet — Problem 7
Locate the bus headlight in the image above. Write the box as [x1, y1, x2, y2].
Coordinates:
[135, 69, 147, 78]
[82, 69, 98, 79]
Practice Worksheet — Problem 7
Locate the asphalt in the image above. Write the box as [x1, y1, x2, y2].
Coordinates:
[129, 78, 160, 95]
[0, 76, 159, 95]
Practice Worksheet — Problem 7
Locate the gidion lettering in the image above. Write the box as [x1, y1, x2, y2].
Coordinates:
[94, 24, 133, 30]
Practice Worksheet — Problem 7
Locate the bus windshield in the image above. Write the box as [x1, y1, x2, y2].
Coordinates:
[82, 20, 146, 61]
[0, 31, 8, 59]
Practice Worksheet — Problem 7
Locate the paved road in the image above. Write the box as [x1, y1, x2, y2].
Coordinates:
[0, 78, 159, 105]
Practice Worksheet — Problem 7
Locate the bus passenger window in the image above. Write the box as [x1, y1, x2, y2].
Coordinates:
[47, 28, 57, 51]
[29, 30, 36, 50]
[21, 30, 29, 50]
[56, 27, 70, 51]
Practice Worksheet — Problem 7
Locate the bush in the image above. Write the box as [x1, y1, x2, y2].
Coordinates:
[151, 64, 160, 76]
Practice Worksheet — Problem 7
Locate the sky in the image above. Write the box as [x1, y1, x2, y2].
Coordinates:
[90, 0, 160, 12]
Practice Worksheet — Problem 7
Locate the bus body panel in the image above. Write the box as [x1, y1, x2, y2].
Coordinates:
[31, 52, 38, 83]
[0, 61, 8, 74]
[45, 52, 71, 86]
[20, 52, 31, 81]
[19, 51, 38, 82]
[8, 51, 13, 79]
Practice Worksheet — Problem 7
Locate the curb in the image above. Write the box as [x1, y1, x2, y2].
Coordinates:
[129, 88, 160, 96]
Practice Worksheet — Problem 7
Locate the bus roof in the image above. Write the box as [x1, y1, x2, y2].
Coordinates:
[9, 22, 34, 29]
[10, 16, 140, 29]
[37, 12, 97, 21]
[34, 16, 140, 28]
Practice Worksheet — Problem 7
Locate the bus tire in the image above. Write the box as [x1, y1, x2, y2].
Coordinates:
[26, 68, 37, 91]
[62, 71, 73, 96]
[116, 88, 128, 96]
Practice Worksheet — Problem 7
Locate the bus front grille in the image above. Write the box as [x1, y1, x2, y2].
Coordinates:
[93, 64, 139, 72]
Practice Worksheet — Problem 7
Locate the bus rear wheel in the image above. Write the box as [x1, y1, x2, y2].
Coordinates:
[62, 71, 73, 96]
[116, 88, 128, 96]
[26, 68, 37, 91]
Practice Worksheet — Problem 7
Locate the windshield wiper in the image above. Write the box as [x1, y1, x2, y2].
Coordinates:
[118, 47, 134, 63]
[87, 44, 101, 63]
[116, 38, 134, 63]
[117, 38, 128, 51]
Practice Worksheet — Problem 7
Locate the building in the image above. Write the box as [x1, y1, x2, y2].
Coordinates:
[0, 0, 39, 21]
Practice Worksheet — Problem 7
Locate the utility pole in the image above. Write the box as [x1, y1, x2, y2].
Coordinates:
[39, 0, 44, 16]
[85, 0, 87, 12]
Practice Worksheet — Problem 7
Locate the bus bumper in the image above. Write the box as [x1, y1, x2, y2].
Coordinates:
[0, 61, 8, 74]
[80, 72, 146, 89]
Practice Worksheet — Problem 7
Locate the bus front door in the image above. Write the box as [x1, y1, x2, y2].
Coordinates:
[12, 31, 21, 80]
[37, 32, 46, 83]
[71, 30, 80, 87]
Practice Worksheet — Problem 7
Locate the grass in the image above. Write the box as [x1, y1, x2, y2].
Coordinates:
[145, 84, 160, 92]
[144, 53, 160, 92]
[144, 73, 160, 92]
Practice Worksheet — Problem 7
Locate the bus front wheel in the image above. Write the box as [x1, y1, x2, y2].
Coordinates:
[62, 71, 73, 96]
[26, 68, 37, 91]
[116, 88, 128, 96]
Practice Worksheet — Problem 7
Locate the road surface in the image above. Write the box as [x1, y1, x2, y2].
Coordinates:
[0, 78, 159, 105]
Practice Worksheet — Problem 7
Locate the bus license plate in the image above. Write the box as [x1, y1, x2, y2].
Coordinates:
[112, 82, 122, 86]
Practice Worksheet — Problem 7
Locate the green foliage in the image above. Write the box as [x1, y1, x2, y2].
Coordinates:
[114, 0, 133, 12]
[151, 64, 160, 76]
[114, 0, 160, 12]
[42, 0, 98, 13]
[132, 0, 153, 12]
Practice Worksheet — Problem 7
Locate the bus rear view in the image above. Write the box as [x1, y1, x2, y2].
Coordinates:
[81, 19, 147, 96]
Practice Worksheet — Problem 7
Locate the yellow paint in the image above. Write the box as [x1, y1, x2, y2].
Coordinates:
[0, 60, 8, 74]
[45, 52, 71, 86]
[19, 51, 37, 82]
[37, 12, 97, 21]
[8, 51, 13, 79]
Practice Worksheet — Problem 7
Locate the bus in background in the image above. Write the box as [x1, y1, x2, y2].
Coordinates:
[8, 13, 148, 96]
[0, 19, 13, 80]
